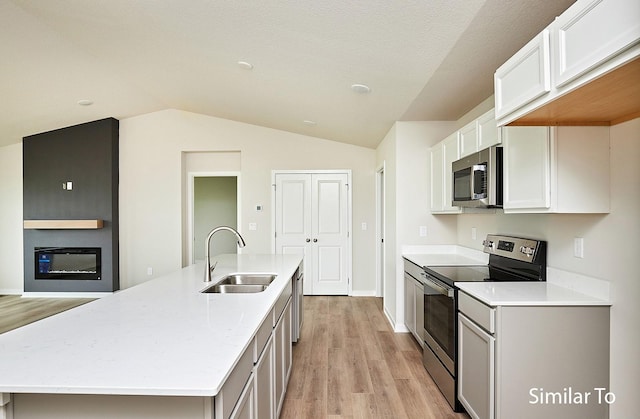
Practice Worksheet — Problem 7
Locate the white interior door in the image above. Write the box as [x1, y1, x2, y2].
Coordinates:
[274, 172, 350, 295]
[274, 174, 311, 283]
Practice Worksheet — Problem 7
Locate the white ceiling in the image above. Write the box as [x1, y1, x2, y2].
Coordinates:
[0, 0, 575, 149]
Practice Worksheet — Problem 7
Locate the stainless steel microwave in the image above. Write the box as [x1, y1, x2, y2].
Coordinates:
[451, 146, 503, 208]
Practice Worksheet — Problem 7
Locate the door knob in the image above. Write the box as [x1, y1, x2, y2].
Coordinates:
[306, 238, 311, 242]
[313, 238, 318, 243]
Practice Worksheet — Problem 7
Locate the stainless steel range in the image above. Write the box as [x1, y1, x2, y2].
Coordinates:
[421, 234, 547, 411]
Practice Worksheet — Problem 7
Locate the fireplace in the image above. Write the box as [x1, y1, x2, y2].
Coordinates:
[35, 247, 101, 280]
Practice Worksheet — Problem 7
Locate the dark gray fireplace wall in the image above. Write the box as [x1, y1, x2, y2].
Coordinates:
[23, 118, 119, 292]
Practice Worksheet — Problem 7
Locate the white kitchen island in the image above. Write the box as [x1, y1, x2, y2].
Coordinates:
[0, 253, 302, 419]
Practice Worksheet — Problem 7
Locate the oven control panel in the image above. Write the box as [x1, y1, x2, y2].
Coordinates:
[483, 234, 545, 263]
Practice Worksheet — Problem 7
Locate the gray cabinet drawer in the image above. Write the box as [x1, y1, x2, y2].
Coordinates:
[459, 291, 495, 334]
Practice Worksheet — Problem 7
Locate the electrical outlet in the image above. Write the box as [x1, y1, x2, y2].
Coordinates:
[573, 238, 584, 258]
[147, 267, 153, 276]
[361, 222, 367, 231]
[471, 227, 477, 240]
[419, 226, 427, 237]
[248, 223, 257, 231]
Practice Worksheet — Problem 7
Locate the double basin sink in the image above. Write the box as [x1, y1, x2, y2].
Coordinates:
[201, 273, 277, 294]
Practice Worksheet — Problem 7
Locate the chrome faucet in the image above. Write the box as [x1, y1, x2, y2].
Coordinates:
[204, 226, 246, 282]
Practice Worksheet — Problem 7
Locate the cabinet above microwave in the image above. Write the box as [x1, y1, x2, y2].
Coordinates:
[494, 0, 640, 127]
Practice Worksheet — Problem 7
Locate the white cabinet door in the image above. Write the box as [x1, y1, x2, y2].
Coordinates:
[459, 120, 478, 158]
[442, 133, 461, 212]
[503, 127, 551, 210]
[404, 274, 416, 336]
[477, 109, 501, 150]
[458, 313, 495, 419]
[494, 30, 551, 120]
[429, 142, 444, 212]
[275, 173, 350, 295]
[554, 0, 640, 87]
[430, 132, 461, 213]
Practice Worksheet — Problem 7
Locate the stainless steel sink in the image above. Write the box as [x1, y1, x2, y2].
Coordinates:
[202, 284, 268, 294]
[201, 273, 277, 293]
[217, 274, 277, 286]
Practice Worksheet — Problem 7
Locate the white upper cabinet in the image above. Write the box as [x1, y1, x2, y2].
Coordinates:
[459, 120, 479, 158]
[459, 109, 502, 158]
[477, 109, 501, 150]
[503, 126, 610, 213]
[494, 30, 551, 121]
[430, 132, 462, 214]
[495, 0, 640, 126]
[503, 127, 551, 210]
[554, 0, 640, 87]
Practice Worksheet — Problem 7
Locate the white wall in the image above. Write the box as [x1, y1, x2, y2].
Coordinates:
[376, 121, 458, 329]
[0, 143, 23, 293]
[119, 109, 377, 291]
[456, 118, 640, 418]
[376, 125, 397, 324]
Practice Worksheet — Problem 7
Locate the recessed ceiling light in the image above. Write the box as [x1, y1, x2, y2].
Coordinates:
[237, 61, 254, 70]
[303, 120, 317, 126]
[351, 84, 371, 94]
[77, 99, 93, 106]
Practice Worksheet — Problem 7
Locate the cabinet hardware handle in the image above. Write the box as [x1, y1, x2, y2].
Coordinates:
[313, 238, 318, 242]
[306, 238, 311, 242]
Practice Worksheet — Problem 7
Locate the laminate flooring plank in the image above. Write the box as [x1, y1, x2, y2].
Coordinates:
[0, 295, 94, 334]
[284, 296, 470, 419]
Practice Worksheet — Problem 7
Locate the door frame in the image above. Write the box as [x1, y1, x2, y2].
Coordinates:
[376, 163, 385, 298]
[271, 169, 353, 296]
[187, 171, 242, 265]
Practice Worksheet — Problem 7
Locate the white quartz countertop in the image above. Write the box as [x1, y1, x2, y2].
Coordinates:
[456, 282, 612, 307]
[402, 245, 488, 268]
[0, 253, 302, 397]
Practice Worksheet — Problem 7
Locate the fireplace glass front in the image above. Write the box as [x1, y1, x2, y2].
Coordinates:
[35, 247, 101, 280]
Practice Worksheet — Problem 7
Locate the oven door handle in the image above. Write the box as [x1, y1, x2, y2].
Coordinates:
[421, 272, 454, 298]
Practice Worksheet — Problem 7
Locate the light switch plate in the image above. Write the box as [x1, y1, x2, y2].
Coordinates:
[248, 223, 257, 231]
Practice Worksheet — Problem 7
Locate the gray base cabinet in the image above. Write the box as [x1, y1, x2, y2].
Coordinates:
[458, 292, 610, 419]
[403, 259, 424, 347]
[274, 299, 292, 417]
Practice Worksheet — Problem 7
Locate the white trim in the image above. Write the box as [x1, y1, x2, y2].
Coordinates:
[0, 289, 22, 295]
[22, 292, 112, 299]
[383, 306, 396, 330]
[375, 163, 385, 298]
[187, 171, 242, 265]
[350, 290, 377, 297]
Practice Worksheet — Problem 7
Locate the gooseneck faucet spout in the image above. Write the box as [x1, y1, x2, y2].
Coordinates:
[204, 226, 246, 282]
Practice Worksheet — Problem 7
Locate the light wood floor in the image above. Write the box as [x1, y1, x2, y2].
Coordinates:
[281, 296, 470, 419]
[0, 295, 94, 334]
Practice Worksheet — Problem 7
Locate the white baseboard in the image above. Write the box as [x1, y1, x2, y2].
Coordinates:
[21, 292, 113, 299]
[350, 290, 377, 297]
[0, 288, 23, 295]
[395, 324, 410, 333]
[383, 304, 410, 333]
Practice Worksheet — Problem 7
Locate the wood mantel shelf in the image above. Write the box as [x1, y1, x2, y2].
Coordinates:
[23, 220, 104, 230]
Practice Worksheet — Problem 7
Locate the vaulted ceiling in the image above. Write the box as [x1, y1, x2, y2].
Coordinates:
[0, 0, 574, 149]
